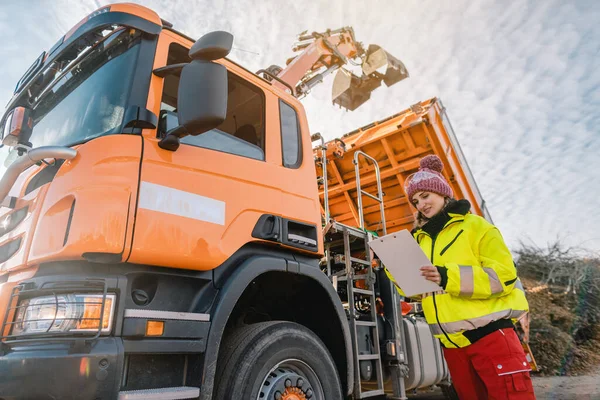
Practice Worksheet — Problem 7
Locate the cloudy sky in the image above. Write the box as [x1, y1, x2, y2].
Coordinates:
[0, 0, 598, 253]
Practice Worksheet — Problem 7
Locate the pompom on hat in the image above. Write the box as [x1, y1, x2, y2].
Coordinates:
[405, 154, 453, 201]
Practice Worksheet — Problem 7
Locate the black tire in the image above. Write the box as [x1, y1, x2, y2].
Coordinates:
[214, 321, 343, 400]
[441, 383, 460, 400]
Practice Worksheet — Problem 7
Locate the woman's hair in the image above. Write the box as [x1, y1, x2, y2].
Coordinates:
[413, 197, 455, 229]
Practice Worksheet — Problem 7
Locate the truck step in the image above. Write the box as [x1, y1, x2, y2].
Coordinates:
[355, 321, 376, 327]
[358, 354, 380, 360]
[118, 386, 200, 400]
[359, 389, 386, 398]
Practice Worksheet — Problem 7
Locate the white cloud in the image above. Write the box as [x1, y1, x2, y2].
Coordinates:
[0, 0, 598, 252]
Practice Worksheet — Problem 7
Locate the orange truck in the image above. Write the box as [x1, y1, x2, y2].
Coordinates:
[0, 3, 506, 400]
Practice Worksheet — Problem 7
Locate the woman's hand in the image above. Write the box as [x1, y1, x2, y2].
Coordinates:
[420, 265, 441, 285]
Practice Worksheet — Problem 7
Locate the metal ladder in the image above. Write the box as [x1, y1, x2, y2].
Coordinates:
[346, 150, 386, 398]
[354, 150, 387, 236]
[318, 145, 389, 397]
[354, 151, 413, 400]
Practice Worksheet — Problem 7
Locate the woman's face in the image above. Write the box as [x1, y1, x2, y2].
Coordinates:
[411, 191, 446, 218]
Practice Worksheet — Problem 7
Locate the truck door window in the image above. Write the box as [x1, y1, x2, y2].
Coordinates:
[160, 42, 265, 161]
[279, 100, 302, 168]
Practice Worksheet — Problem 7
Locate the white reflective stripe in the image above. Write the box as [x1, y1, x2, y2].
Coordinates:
[483, 268, 503, 295]
[124, 309, 210, 321]
[436, 309, 526, 334]
[459, 265, 474, 296]
[118, 386, 200, 400]
[514, 279, 525, 292]
[498, 368, 531, 376]
[428, 324, 444, 336]
[138, 181, 225, 225]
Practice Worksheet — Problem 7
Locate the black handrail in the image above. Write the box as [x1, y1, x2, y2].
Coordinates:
[255, 69, 295, 94]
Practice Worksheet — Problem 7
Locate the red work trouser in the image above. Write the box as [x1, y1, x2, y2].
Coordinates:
[442, 328, 536, 399]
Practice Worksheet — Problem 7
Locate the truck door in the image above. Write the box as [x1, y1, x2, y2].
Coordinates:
[127, 34, 319, 271]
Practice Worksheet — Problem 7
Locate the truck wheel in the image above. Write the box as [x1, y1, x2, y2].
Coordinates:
[214, 321, 343, 400]
[441, 383, 460, 400]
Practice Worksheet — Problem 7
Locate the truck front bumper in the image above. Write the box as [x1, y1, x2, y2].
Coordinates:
[0, 338, 122, 400]
[0, 265, 213, 400]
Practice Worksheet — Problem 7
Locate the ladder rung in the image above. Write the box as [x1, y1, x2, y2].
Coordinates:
[327, 222, 368, 239]
[345, 228, 369, 238]
[350, 257, 370, 266]
[355, 321, 376, 327]
[359, 389, 386, 398]
[351, 288, 373, 295]
[360, 190, 381, 202]
[358, 354, 380, 360]
[337, 274, 368, 281]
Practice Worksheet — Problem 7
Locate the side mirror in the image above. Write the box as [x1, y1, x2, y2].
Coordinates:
[189, 30, 234, 61]
[158, 31, 233, 151]
[1, 107, 33, 148]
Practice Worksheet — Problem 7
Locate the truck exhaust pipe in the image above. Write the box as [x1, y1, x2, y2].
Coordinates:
[0, 146, 77, 208]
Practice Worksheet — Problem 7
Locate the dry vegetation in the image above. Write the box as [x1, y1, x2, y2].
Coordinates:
[515, 242, 600, 376]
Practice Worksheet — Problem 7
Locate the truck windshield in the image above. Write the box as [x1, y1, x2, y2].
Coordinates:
[28, 28, 141, 148]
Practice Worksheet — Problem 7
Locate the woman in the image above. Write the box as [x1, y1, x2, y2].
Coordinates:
[404, 154, 535, 399]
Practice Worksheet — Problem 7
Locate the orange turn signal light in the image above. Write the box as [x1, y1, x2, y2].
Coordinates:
[146, 320, 164, 336]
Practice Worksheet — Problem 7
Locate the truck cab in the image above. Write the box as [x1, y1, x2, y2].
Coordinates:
[0, 3, 497, 399]
[0, 4, 353, 399]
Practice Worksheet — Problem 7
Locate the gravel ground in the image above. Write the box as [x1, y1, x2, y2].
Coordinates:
[407, 369, 600, 399]
[532, 371, 600, 400]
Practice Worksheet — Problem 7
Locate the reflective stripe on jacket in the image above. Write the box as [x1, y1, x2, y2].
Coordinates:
[390, 202, 529, 348]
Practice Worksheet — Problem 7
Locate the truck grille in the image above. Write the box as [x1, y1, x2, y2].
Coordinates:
[0, 237, 22, 266]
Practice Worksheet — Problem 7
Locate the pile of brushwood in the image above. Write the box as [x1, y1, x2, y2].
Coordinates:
[515, 242, 600, 376]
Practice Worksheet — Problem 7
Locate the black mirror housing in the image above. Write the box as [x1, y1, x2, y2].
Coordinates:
[189, 31, 233, 61]
[157, 60, 228, 151]
[158, 31, 232, 151]
[177, 60, 228, 136]
[179, 31, 232, 135]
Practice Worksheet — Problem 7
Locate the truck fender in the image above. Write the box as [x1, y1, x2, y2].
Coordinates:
[199, 255, 354, 399]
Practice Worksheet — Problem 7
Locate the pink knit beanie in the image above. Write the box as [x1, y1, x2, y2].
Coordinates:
[405, 155, 453, 201]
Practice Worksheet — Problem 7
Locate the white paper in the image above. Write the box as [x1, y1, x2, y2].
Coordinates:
[368, 229, 441, 297]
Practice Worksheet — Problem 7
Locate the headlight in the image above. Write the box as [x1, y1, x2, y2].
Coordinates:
[11, 293, 115, 336]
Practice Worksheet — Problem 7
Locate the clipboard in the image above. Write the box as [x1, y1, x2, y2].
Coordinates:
[368, 229, 441, 297]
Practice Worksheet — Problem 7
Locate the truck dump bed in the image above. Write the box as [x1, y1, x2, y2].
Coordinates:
[315, 97, 491, 235]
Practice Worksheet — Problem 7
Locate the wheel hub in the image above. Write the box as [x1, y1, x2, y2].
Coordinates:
[259, 367, 315, 400]
[280, 386, 307, 400]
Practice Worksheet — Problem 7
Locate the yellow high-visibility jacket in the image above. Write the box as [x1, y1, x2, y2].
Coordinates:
[390, 200, 529, 348]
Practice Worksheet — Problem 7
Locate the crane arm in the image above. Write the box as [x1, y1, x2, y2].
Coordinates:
[259, 27, 409, 111]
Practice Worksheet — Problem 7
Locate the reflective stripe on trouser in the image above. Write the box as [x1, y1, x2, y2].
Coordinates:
[428, 309, 526, 336]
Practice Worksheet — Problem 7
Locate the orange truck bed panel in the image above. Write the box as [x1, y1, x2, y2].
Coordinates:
[315, 98, 491, 236]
